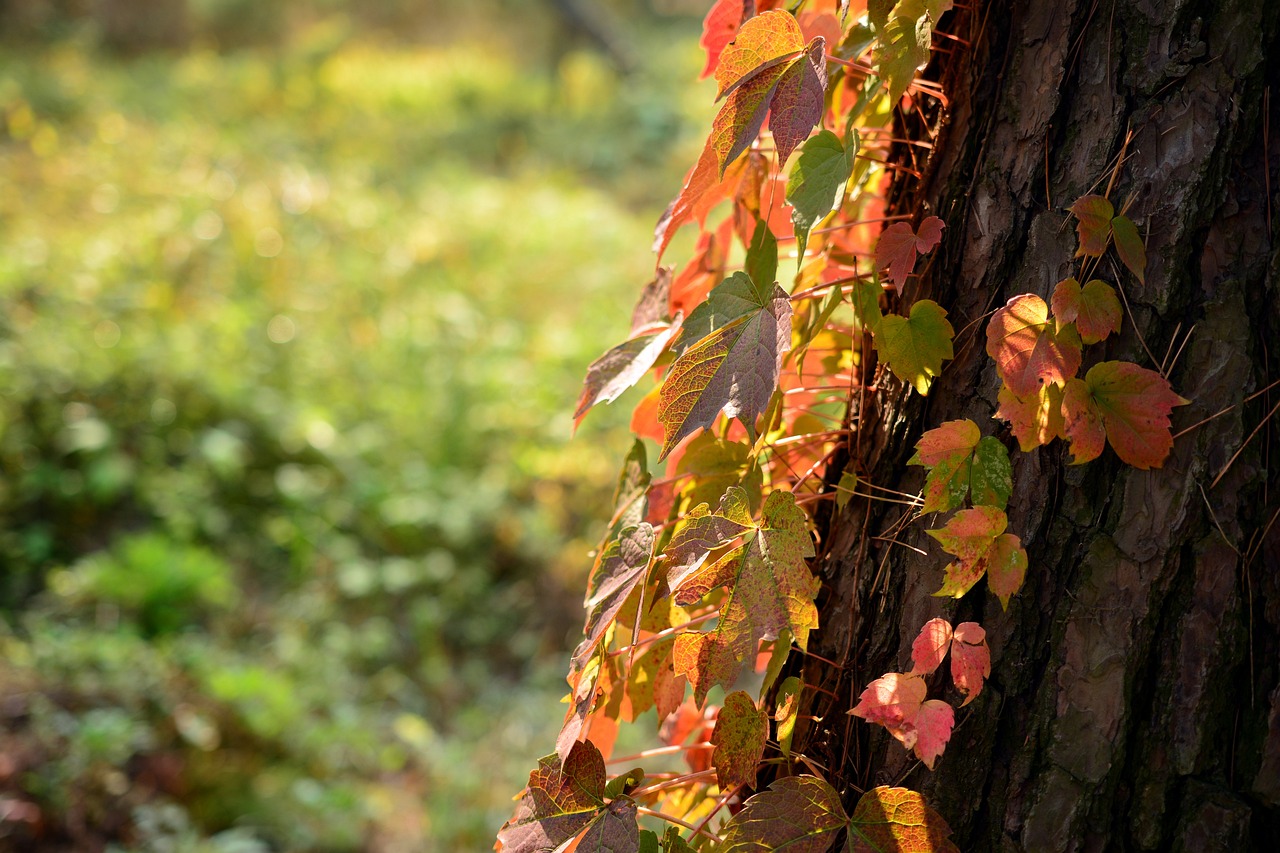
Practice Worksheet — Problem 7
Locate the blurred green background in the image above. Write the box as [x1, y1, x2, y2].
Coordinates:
[0, 1, 710, 849]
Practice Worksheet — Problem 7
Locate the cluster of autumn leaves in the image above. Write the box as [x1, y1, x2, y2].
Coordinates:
[500, 1, 1186, 851]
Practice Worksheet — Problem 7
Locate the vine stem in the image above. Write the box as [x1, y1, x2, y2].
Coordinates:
[636, 807, 723, 843]
[607, 610, 720, 659]
[629, 768, 718, 798]
[689, 784, 742, 841]
[607, 743, 712, 766]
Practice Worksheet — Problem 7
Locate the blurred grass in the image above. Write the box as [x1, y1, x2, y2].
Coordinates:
[0, 10, 711, 850]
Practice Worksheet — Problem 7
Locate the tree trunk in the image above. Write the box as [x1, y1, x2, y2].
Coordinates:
[784, 1, 1280, 849]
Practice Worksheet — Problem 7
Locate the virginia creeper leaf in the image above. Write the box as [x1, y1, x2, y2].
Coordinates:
[985, 293, 1082, 397]
[709, 61, 794, 177]
[1111, 214, 1146, 283]
[1071, 194, 1114, 257]
[699, 0, 746, 79]
[744, 220, 778, 290]
[673, 490, 818, 706]
[714, 9, 805, 100]
[575, 525, 656, 671]
[665, 485, 755, 599]
[497, 740, 607, 853]
[875, 216, 944, 294]
[720, 776, 849, 852]
[768, 38, 829, 166]
[630, 267, 673, 335]
[850, 672, 926, 734]
[909, 617, 953, 676]
[849, 786, 961, 853]
[908, 419, 1012, 513]
[574, 318, 683, 427]
[983, 532, 1028, 610]
[787, 129, 853, 257]
[1061, 361, 1188, 469]
[658, 275, 792, 459]
[775, 675, 802, 758]
[927, 506, 1027, 603]
[711, 690, 768, 788]
[913, 699, 954, 770]
[1050, 277, 1121, 345]
[874, 299, 954, 395]
[996, 382, 1066, 452]
[950, 621, 990, 706]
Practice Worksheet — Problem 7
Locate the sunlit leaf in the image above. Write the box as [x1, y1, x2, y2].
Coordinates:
[574, 318, 683, 427]
[744, 221, 778, 290]
[875, 299, 954, 395]
[497, 741, 607, 853]
[768, 38, 829, 166]
[849, 786, 961, 852]
[714, 9, 805, 100]
[699, 0, 746, 79]
[996, 383, 1066, 452]
[949, 622, 990, 706]
[709, 61, 794, 177]
[927, 506, 1027, 603]
[985, 293, 1082, 397]
[775, 675, 802, 758]
[850, 672, 926, 733]
[787, 130, 853, 258]
[909, 617, 953, 676]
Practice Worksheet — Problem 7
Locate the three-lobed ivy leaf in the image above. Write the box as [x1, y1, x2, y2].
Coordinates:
[1061, 360, 1188, 469]
[874, 215, 944, 294]
[874, 299, 954, 394]
[996, 383, 1066, 452]
[498, 740, 643, 853]
[1050, 277, 1121, 345]
[787, 129, 853, 257]
[985, 293, 1082, 397]
[673, 490, 818, 707]
[658, 273, 792, 459]
[927, 506, 1028, 607]
[850, 672, 955, 769]
[908, 418, 1012, 513]
[711, 690, 768, 789]
[720, 777, 960, 853]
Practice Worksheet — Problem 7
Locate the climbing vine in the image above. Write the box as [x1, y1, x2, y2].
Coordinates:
[498, 1, 1185, 850]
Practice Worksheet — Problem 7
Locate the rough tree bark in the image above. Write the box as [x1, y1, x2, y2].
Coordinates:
[780, 1, 1280, 850]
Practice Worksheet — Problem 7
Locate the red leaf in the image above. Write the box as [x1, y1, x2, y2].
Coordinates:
[767, 38, 828, 166]
[985, 293, 1082, 397]
[950, 622, 990, 706]
[714, 9, 805, 100]
[711, 690, 768, 788]
[1071, 194, 1114, 257]
[984, 533, 1028, 610]
[1050, 277, 1121, 345]
[874, 216, 945, 294]
[1061, 361, 1189, 469]
[909, 617, 953, 676]
[707, 60, 793, 177]
[699, 0, 745, 79]
[928, 507, 1028, 604]
[912, 699, 954, 770]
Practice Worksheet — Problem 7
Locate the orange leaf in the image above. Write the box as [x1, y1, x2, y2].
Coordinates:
[849, 786, 961, 853]
[1050, 277, 1121, 345]
[1071, 194, 1114, 257]
[928, 506, 1028, 604]
[996, 382, 1066, 452]
[714, 9, 805, 100]
[699, 0, 745, 80]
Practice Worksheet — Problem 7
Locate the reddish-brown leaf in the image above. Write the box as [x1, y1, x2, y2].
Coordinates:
[714, 9, 806, 100]
[1111, 214, 1146, 283]
[699, 0, 746, 79]
[849, 786, 961, 853]
[874, 216, 945, 294]
[719, 776, 850, 853]
[950, 622, 990, 706]
[767, 38, 828, 166]
[909, 617, 953, 676]
[984, 532, 1028, 610]
[573, 319, 682, 427]
[1061, 361, 1188, 469]
[912, 699, 954, 770]
[630, 267, 673, 335]
[711, 690, 768, 788]
[1050, 277, 1121, 345]
[497, 740, 607, 853]
[1071, 194, 1114, 257]
[996, 382, 1066, 452]
[708, 61, 793, 177]
[985, 294, 1082, 397]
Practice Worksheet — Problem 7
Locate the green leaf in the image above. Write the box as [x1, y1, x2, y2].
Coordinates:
[745, 220, 778, 290]
[836, 467, 858, 510]
[639, 828, 660, 853]
[712, 690, 768, 788]
[876, 0, 934, 103]
[851, 278, 883, 331]
[658, 277, 792, 459]
[874, 299, 954, 394]
[673, 490, 818, 707]
[787, 130, 853, 259]
[604, 767, 646, 800]
[908, 419, 1012, 513]
[1110, 214, 1146, 284]
[661, 826, 695, 852]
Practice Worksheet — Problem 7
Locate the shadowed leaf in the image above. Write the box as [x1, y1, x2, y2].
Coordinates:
[1050, 277, 1121, 345]
[950, 622, 990, 706]
[996, 383, 1066, 452]
[849, 786, 961, 852]
[1071, 194, 1114, 257]
[711, 690, 768, 788]
[909, 617, 953, 676]
[1111, 214, 1146, 283]
[875, 216, 944, 293]
[720, 775, 849, 852]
